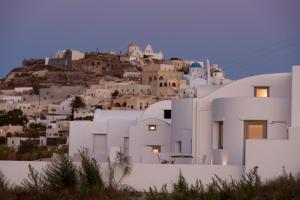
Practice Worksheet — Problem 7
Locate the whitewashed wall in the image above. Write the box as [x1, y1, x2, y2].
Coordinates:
[129, 118, 171, 163]
[245, 127, 300, 181]
[171, 98, 194, 154]
[212, 97, 290, 165]
[0, 161, 243, 191]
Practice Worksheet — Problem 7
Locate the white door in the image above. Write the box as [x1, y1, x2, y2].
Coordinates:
[93, 134, 107, 161]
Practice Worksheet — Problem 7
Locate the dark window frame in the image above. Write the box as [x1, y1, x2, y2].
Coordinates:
[218, 121, 223, 149]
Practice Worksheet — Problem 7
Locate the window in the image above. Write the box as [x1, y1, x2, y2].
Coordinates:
[148, 125, 156, 131]
[164, 110, 171, 119]
[124, 137, 129, 156]
[150, 145, 161, 153]
[245, 120, 267, 139]
[218, 121, 223, 149]
[254, 86, 269, 97]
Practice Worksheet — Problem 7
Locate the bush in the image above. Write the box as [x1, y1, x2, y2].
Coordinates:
[147, 167, 262, 200]
[78, 149, 104, 195]
[43, 154, 78, 194]
[18, 139, 38, 154]
[1, 155, 300, 200]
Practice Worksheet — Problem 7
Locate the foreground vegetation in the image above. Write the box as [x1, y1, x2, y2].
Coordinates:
[0, 153, 300, 200]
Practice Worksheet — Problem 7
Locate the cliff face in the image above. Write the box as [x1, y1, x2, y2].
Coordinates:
[0, 57, 137, 89]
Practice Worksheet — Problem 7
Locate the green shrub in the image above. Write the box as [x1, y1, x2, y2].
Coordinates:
[78, 149, 104, 195]
[147, 167, 262, 200]
[21, 164, 45, 199]
[42, 154, 78, 194]
[259, 171, 300, 200]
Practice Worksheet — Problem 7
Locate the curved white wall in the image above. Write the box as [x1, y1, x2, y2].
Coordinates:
[203, 73, 291, 101]
[193, 72, 292, 164]
[140, 100, 171, 124]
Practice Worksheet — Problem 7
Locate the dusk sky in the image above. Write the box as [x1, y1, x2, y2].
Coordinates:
[0, 0, 299, 79]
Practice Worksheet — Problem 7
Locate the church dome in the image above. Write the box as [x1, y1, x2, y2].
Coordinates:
[190, 62, 202, 68]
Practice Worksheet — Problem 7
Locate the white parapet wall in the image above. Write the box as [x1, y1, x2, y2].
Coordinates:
[0, 161, 243, 191]
[245, 127, 300, 181]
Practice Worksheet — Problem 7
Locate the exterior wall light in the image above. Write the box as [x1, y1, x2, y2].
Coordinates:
[148, 125, 156, 131]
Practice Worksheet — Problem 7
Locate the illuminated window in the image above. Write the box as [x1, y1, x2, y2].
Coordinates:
[148, 125, 156, 131]
[254, 86, 269, 97]
[245, 121, 267, 139]
[150, 145, 161, 153]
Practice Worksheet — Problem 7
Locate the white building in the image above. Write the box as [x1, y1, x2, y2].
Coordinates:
[14, 87, 33, 93]
[172, 65, 300, 179]
[69, 101, 172, 163]
[180, 61, 231, 98]
[69, 65, 300, 181]
[0, 95, 22, 102]
[127, 43, 163, 61]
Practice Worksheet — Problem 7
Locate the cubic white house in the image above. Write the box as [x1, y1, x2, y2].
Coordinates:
[69, 100, 172, 163]
[69, 65, 300, 180]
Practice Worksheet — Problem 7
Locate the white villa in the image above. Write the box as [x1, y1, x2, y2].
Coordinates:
[69, 65, 300, 181]
[69, 100, 172, 163]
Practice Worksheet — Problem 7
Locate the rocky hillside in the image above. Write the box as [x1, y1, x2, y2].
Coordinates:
[0, 58, 136, 89]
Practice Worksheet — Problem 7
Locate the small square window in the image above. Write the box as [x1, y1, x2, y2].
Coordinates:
[254, 86, 269, 97]
[150, 145, 161, 153]
[164, 110, 171, 119]
[148, 125, 156, 131]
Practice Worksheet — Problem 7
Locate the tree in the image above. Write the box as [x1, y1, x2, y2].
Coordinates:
[43, 155, 78, 192]
[71, 96, 85, 111]
[0, 109, 28, 126]
[111, 90, 119, 99]
[0, 137, 5, 145]
[32, 84, 40, 95]
[18, 139, 38, 154]
[24, 123, 46, 137]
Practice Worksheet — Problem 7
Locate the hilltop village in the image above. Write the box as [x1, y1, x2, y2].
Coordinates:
[1, 43, 300, 191]
[0, 43, 230, 159]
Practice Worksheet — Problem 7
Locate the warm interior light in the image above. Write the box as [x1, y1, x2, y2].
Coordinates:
[152, 148, 159, 153]
[248, 124, 264, 139]
[255, 88, 268, 97]
[222, 160, 227, 166]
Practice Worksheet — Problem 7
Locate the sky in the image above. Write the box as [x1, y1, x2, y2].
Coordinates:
[0, 0, 299, 79]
